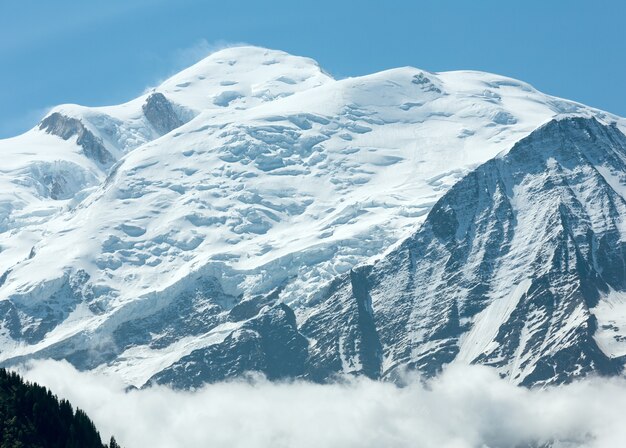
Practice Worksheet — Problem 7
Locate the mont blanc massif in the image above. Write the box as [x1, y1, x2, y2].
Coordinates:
[1, 47, 625, 390]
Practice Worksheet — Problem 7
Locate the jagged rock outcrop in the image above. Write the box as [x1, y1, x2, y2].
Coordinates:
[142, 93, 185, 135]
[39, 113, 115, 167]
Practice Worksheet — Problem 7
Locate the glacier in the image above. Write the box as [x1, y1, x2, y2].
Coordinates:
[0, 46, 625, 388]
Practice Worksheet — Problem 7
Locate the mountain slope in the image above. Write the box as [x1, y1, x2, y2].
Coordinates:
[148, 116, 626, 388]
[0, 47, 625, 388]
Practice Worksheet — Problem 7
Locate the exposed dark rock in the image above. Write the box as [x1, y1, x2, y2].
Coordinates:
[300, 269, 382, 381]
[39, 113, 115, 167]
[142, 93, 185, 135]
[149, 303, 308, 388]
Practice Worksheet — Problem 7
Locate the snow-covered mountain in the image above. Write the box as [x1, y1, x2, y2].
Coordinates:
[1, 46, 624, 388]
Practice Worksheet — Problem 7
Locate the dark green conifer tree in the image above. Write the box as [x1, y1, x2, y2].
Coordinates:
[0, 368, 122, 448]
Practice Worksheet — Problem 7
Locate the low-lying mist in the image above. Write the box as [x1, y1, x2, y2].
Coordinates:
[19, 360, 625, 448]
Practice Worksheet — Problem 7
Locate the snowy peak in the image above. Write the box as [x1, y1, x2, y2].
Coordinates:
[155, 46, 333, 112]
[26, 47, 333, 174]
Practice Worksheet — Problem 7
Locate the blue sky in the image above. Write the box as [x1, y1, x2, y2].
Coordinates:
[1, 0, 624, 138]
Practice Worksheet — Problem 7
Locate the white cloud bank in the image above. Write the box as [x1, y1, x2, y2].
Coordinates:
[17, 360, 626, 448]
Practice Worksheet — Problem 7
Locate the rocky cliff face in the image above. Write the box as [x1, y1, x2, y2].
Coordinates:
[336, 116, 626, 386]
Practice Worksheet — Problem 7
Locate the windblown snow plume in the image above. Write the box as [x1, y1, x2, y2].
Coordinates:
[20, 360, 626, 448]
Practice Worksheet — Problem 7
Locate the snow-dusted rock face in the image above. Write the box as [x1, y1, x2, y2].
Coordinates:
[39, 113, 116, 168]
[141, 93, 186, 136]
[306, 116, 626, 387]
[0, 46, 625, 388]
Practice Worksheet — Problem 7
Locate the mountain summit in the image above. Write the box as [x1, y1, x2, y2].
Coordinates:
[0, 47, 624, 388]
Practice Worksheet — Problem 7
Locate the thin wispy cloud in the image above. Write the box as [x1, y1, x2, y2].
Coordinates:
[19, 360, 626, 448]
[142, 39, 251, 93]
[173, 39, 250, 68]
